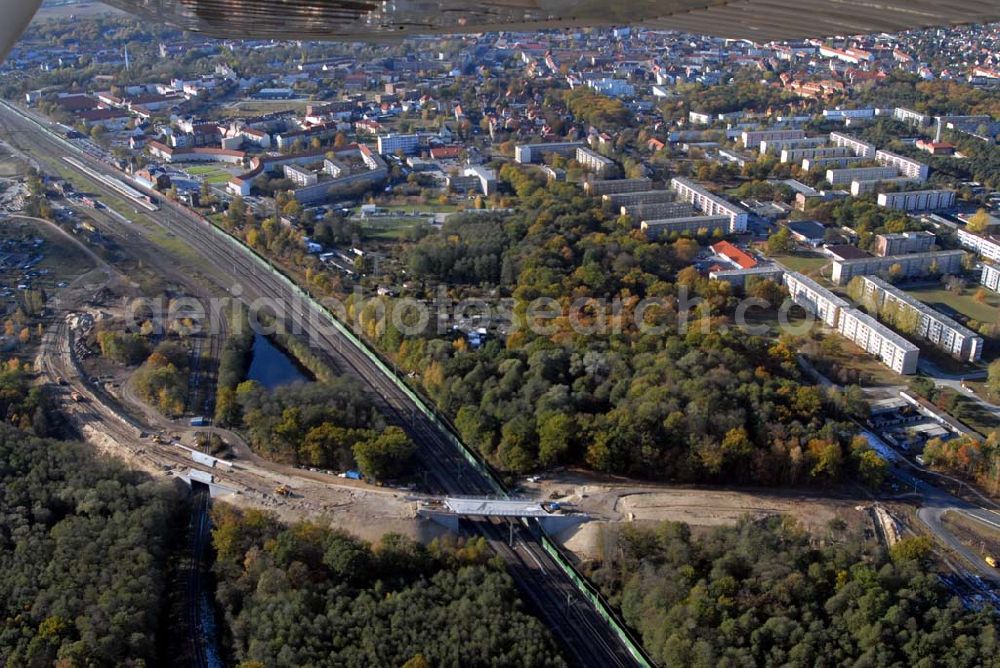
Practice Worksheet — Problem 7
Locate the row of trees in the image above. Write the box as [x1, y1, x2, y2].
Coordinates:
[211, 506, 565, 667]
[587, 517, 999, 667]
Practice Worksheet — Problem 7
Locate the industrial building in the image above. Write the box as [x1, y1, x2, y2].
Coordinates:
[858, 276, 982, 362]
[670, 177, 748, 232]
[877, 189, 956, 212]
[831, 250, 964, 285]
[837, 308, 920, 374]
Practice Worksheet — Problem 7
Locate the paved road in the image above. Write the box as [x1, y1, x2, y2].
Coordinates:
[0, 101, 647, 667]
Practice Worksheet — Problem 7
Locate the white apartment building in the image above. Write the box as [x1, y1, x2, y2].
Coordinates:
[956, 229, 1000, 263]
[377, 133, 420, 155]
[859, 276, 982, 362]
[740, 128, 804, 149]
[877, 189, 956, 212]
[641, 215, 730, 239]
[826, 166, 898, 186]
[875, 150, 929, 181]
[780, 146, 851, 164]
[980, 263, 1000, 292]
[670, 177, 749, 233]
[709, 265, 785, 289]
[783, 271, 849, 327]
[829, 132, 876, 159]
[603, 190, 676, 208]
[576, 146, 618, 177]
[283, 164, 318, 187]
[514, 142, 583, 164]
[851, 177, 917, 196]
[584, 178, 652, 196]
[831, 250, 964, 285]
[803, 156, 857, 171]
[874, 231, 935, 256]
[837, 308, 919, 374]
[759, 136, 827, 155]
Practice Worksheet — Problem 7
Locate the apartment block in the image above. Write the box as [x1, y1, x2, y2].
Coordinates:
[853, 177, 922, 196]
[875, 150, 929, 181]
[831, 250, 964, 285]
[514, 141, 583, 164]
[584, 177, 652, 196]
[376, 133, 420, 155]
[622, 201, 694, 220]
[603, 190, 676, 208]
[837, 308, 919, 374]
[641, 215, 730, 239]
[759, 136, 827, 155]
[780, 146, 851, 164]
[283, 164, 318, 187]
[783, 271, 849, 327]
[877, 189, 956, 212]
[893, 107, 932, 126]
[874, 231, 935, 256]
[670, 177, 749, 233]
[576, 146, 619, 178]
[802, 156, 857, 171]
[956, 229, 1000, 263]
[741, 128, 804, 148]
[826, 166, 898, 186]
[829, 132, 876, 159]
[709, 265, 785, 289]
[858, 276, 982, 362]
[980, 262, 1000, 292]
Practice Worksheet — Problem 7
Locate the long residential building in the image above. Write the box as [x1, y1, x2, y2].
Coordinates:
[877, 189, 956, 212]
[780, 146, 851, 164]
[584, 177, 652, 196]
[759, 136, 827, 155]
[826, 166, 898, 185]
[980, 262, 1000, 292]
[623, 201, 694, 220]
[850, 177, 917, 196]
[874, 231, 935, 256]
[640, 215, 730, 239]
[575, 146, 618, 177]
[802, 156, 857, 171]
[514, 141, 584, 164]
[783, 271, 849, 327]
[670, 177, 748, 233]
[831, 249, 964, 285]
[709, 265, 784, 288]
[376, 133, 420, 155]
[858, 276, 982, 362]
[603, 190, 676, 208]
[875, 150, 929, 181]
[741, 128, 804, 148]
[829, 132, 876, 159]
[837, 308, 919, 374]
[956, 229, 1000, 263]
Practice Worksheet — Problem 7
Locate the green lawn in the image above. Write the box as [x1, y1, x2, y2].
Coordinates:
[902, 285, 1000, 325]
[769, 251, 831, 279]
[185, 166, 219, 176]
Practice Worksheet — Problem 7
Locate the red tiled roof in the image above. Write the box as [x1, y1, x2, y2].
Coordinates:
[711, 241, 757, 270]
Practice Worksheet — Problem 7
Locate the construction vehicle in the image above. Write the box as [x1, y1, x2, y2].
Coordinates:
[275, 485, 291, 497]
[986, 556, 997, 568]
[70, 391, 84, 402]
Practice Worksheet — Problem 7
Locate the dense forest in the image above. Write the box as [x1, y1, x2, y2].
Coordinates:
[231, 378, 415, 479]
[211, 505, 565, 667]
[586, 517, 1000, 667]
[0, 425, 183, 666]
[372, 175, 878, 483]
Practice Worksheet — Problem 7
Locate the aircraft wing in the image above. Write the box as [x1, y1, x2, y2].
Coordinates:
[86, 0, 1000, 42]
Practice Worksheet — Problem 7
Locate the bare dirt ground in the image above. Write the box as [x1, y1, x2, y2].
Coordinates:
[528, 470, 874, 561]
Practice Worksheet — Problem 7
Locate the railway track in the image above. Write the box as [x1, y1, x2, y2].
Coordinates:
[2, 102, 645, 667]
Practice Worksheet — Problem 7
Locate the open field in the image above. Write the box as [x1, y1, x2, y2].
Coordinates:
[219, 100, 311, 118]
[904, 284, 1000, 325]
